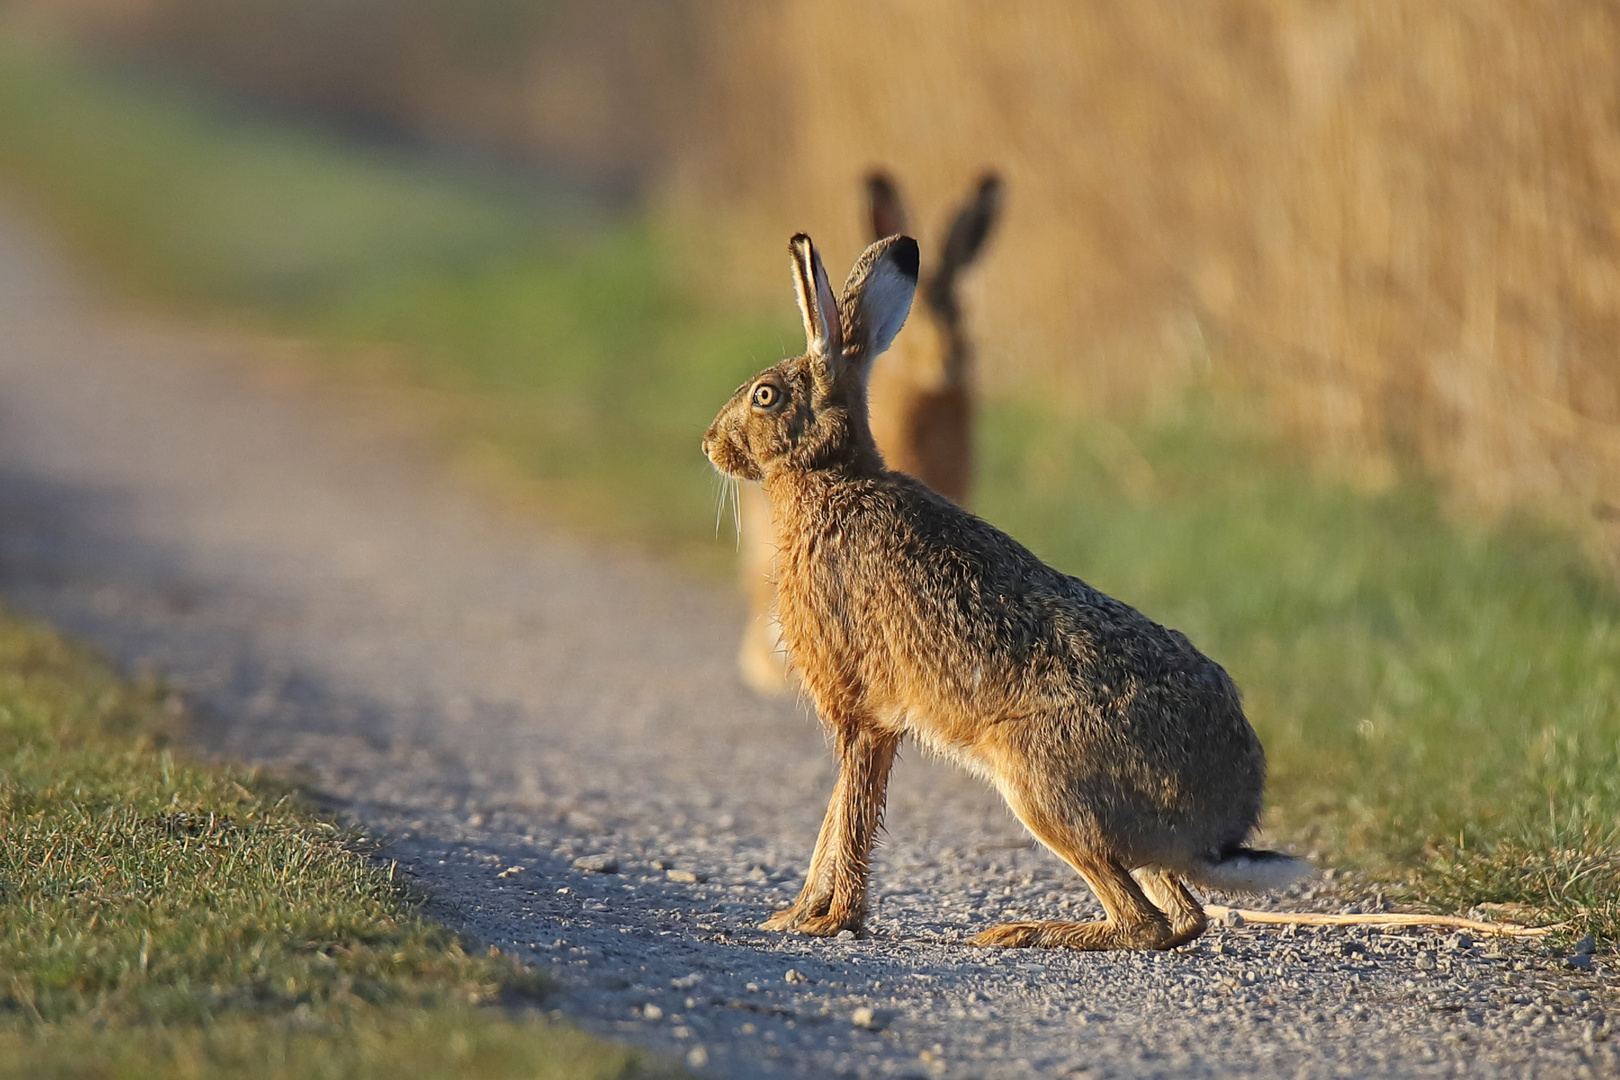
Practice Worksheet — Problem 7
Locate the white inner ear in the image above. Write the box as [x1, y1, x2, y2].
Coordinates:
[792, 248, 827, 355]
[858, 259, 916, 358]
[791, 238, 841, 358]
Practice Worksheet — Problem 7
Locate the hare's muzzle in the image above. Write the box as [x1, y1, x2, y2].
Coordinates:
[702, 411, 760, 481]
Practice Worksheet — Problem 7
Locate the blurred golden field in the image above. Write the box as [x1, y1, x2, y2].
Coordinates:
[700, 1, 1620, 576]
[19, 0, 1618, 567]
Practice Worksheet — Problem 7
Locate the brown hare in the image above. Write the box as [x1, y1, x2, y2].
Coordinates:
[703, 234, 1304, 951]
[736, 172, 1002, 697]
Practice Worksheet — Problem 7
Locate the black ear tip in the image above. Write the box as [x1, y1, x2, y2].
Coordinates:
[892, 236, 920, 280]
[867, 171, 898, 197]
[976, 173, 1004, 209]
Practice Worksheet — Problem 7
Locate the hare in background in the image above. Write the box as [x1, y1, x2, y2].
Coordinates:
[703, 234, 1303, 950]
[736, 172, 1002, 697]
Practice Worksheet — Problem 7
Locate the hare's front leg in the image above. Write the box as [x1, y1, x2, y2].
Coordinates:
[762, 726, 899, 936]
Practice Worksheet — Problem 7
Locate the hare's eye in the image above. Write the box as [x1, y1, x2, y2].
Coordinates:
[751, 382, 781, 409]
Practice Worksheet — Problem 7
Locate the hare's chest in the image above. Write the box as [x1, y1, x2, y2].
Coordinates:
[773, 542, 855, 659]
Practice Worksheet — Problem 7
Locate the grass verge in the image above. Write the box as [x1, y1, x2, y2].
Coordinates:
[0, 36, 1615, 943]
[0, 610, 680, 1077]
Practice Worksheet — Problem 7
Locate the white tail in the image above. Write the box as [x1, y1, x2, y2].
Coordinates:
[1183, 847, 1311, 894]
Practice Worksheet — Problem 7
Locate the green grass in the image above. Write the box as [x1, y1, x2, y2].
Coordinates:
[0, 37, 1616, 944]
[0, 610, 679, 1078]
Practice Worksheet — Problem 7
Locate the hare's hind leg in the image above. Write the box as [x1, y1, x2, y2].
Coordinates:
[971, 852, 1174, 951]
[970, 799, 1175, 951]
[762, 727, 899, 936]
[1135, 869, 1208, 947]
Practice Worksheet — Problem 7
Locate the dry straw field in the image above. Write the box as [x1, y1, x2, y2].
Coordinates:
[689, 1, 1620, 570]
[14, 0, 1620, 566]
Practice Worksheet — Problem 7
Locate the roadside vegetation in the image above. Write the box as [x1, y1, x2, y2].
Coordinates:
[0, 38, 1615, 945]
[0, 607, 679, 1078]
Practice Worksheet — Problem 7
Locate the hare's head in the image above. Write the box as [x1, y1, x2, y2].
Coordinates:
[867, 171, 1000, 385]
[704, 233, 919, 483]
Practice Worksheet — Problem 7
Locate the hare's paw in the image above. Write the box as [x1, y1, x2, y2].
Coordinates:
[789, 910, 863, 938]
[970, 921, 1044, 948]
[760, 903, 861, 936]
[760, 906, 809, 931]
[973, 919, 1173, 951]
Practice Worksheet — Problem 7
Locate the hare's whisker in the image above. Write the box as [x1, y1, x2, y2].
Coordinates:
[713, 471, 728, 540]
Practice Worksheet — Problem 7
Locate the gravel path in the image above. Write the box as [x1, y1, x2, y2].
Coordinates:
[0, 207, 1612, 1079]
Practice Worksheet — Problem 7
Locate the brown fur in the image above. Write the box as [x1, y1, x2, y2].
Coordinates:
[703, 234, 1299, 951]
[736, 173, 1000, 695]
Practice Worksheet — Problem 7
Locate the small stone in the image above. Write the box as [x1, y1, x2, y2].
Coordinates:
[1222, 910, 1246, 928]
[572, 855, 618, 874]
[1567, 953, 1595, 972]
[1574, 934, 1597, 955]
[784, 968, 808, 984]
[836, 929, 856, 941]
[852, 1006, 892, 1031]
[495, 865, 524, 879]
[1340, 940, 1366, 956]
[641, 1004, 663, 1021]
[671, 972, 702, 990]
[1444, 932, 1473, 952]
[666, 869, 704, 883]
[1415, 951, 1437, 971]
[686, 1047, 709, 1069]
[744, 982, 760, 993]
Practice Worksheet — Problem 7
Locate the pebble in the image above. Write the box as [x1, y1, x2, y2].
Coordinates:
[1566, 954, 1594, 972]
[852, 1006, 892, 1031]
[666, 869, 704, 883]
[784, 968, 809, 984]
[1574, 934, 1597, 956]
[572, 855, 618, 874]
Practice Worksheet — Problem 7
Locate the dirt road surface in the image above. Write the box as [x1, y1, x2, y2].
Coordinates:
[0, 207, 1612, 1078]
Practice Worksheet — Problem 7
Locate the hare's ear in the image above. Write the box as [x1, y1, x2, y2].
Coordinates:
[841, 234, 920, 364]
[937, 172, 1002, 283]
[866, 170, 909, 241]
[790, 233, 842, 361]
